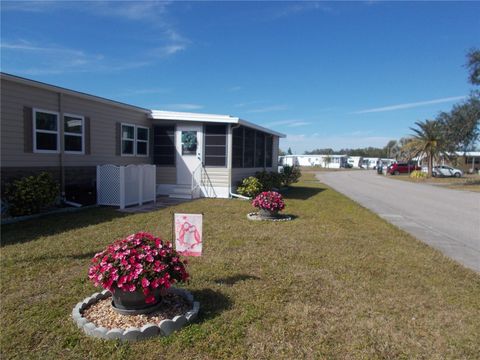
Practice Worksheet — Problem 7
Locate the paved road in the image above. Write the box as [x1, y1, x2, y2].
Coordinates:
[316, 171, 480, 273]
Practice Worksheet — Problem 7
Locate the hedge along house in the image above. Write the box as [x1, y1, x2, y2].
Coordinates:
[0, 72, 285, 202]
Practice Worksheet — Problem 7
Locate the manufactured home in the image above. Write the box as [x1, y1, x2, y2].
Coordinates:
[347, 156, 363, 168]
[279, 154, 347, 169]
[0, 73, 285, 201]
[362, 157, 380, 169]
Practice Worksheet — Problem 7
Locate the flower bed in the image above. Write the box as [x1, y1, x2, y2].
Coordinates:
[88, 232, 188, 312]
[251, 191, 285, 213]
[72, 288, 200, 341]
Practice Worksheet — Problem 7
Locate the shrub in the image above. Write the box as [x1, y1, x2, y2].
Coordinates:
[236, 176, 263, 198]
[88, 232, 189, 304]
[255, 171, 283, 191]
[4, 172, 59, 216]
[410, 170, 427, 179]
[281, 165, 301, 186]
[252, 191, 285, 212]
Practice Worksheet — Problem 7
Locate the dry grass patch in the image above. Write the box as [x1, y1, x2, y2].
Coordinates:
[389, 173, 480, 192]
[1, 174, 479, 359]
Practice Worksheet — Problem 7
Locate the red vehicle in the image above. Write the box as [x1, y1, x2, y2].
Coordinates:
[387, 162, 421, 175]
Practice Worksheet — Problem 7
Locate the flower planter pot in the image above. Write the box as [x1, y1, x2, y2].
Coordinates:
[258, 208, 279, 219]
[112, 287, 167, 315]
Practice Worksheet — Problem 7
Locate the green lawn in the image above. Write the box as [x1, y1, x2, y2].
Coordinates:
[1, 174, 479, 359]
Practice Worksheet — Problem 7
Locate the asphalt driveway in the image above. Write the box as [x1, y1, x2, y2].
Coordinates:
[316, 171, 480, 273]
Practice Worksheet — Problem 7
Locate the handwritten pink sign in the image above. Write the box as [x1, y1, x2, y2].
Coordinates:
[174, 213, 203, 256]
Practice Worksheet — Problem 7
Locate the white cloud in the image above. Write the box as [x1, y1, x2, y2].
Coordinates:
[247, 105, 289, 113]
[90, 1, 170, 22]
[270, 2, 333, 20]
[265, 120, 310, 128]
[0, 40, 151, 75]
[353, 96, 467, 114]
[151, 44, 187, 58]
[2, 1, 190, 75]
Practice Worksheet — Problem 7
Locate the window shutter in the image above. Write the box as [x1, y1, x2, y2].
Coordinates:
[23, 106, 33, 153]
[84, 117, 91, 155]
[116, 122, 121, 156]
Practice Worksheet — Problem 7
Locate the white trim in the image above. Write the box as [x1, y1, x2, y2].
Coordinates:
[151, 110, 286, 138]
[135, 125, 149, 157]
[63, 113, 85, 155]
[120, 123, 150, 157]
[33, 108, 60, 153]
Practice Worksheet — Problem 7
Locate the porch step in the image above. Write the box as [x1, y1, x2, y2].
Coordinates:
[169, 185, 193, 200]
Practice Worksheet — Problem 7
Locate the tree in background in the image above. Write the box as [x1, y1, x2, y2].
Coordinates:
[304, 148, 334, 155]
[406, 120, 449, 177]
[384, 140, 399, 159]
[279, 149, 286, 156]
[287, 147, 293, 155]
[466, 48, 480, 86]
[323, 155, 332, 168]
[438, 96, 480, 154]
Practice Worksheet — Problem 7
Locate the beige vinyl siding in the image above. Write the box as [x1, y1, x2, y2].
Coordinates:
[62, 94, 150, 166]
[156, 166, 176, 184]
[1, 79, 151, 168]
[203, 167, 229, 187]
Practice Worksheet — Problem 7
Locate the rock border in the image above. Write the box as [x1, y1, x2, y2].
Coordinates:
[247, 212, 293, 222]
[72, 288, 199, 342]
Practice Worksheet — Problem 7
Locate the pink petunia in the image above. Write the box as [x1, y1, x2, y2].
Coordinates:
[141, 278, 150, 288]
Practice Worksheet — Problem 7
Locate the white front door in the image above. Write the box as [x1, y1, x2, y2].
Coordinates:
[176, 124, 203, 185]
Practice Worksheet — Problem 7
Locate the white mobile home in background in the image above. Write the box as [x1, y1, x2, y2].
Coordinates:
[362, 157, 379, 169]
[278, 154, 348, 169]
[347, 156, 363, 168]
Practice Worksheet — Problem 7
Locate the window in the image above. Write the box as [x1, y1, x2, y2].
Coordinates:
[33, 109, 59, 153]
[64, 113, 84, 154]
[121, 124, 135, 155]
[153, 125, 175, 165]
[255, 131, 265, 167]
[136, 126, 149, 156]
[121, 124, 149, 156]
[204, 124, 227, 167]
[181, 131, 197, 155]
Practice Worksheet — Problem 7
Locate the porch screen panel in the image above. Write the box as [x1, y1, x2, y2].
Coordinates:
[153, 125, 175, 165]
[265, 135, 273, 168]
[232, 126, 244, 168]
[244, 128, 255, 167]
[255, 131, 265, 167]
[205, 124, 227, 167]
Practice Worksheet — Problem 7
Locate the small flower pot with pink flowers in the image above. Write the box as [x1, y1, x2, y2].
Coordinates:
[88, 232, 189, 315]
[251, 191, 285, 219]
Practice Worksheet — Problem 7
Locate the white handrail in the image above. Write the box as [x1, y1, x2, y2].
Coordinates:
[191, 163, 202, 197]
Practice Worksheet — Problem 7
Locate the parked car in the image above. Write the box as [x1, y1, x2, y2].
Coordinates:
[387, 162, 421, 175]
[432, 165, 463, 178]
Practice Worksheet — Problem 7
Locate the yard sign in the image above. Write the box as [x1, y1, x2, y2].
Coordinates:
[174, 213, 203, 256]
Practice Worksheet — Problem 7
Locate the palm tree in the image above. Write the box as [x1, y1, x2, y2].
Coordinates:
[407, 120, 448, 177]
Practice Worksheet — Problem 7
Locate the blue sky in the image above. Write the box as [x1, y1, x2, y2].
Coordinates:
[1, 1, 479, 153]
